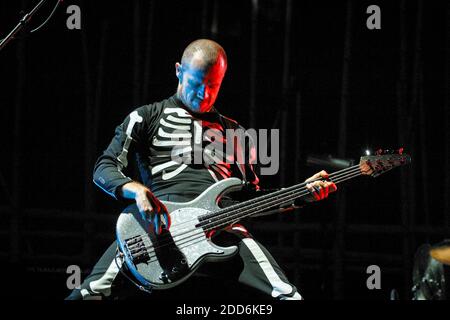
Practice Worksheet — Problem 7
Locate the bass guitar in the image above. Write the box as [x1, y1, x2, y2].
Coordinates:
[116, 149, 410, 291]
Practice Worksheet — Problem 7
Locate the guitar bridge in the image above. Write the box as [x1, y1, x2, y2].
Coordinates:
[125, 235, 150, 264]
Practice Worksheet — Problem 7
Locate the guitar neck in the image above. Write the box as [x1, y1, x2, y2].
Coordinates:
[197, 164, 362, 231]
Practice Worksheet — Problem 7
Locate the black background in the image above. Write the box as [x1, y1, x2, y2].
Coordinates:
[0, 0, 448, 300]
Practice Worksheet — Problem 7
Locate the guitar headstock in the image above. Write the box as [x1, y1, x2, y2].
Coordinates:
[359, 148, 411, 177]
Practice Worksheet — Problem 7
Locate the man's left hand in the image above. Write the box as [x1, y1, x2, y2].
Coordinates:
[304, 170, 337, 202]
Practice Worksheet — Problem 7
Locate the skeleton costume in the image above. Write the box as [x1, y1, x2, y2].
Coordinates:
[65, 95, 302, 300]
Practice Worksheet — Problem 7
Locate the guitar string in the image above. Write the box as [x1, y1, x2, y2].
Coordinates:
[129, 169, 363, 260]
[125, 165, 360, 251]
[126, 166, 361, 254]
[140, 164, 361, 234]
[132, 170, 363, 262]
[128, 154, 406, 249]
[127, 165, 361, 250]
[199, 165, 360, 222]
[127, 168, 362, 256]
[198, 166, 364, 227]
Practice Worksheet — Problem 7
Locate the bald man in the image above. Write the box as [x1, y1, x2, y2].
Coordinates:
[65, 39, 335, 300]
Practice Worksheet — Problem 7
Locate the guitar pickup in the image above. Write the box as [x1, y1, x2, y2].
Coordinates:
[125, 236, 150, 264]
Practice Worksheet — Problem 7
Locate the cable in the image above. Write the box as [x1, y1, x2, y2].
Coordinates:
[0, 0, 62, 43]
[114, 246, 153, 295]
[30, 0, 62, 33]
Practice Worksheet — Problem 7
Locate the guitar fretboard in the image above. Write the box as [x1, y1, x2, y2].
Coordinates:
[196, 164, 363, 231]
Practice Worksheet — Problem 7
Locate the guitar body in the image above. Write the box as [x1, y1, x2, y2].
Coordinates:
[116, 178, 244, 290]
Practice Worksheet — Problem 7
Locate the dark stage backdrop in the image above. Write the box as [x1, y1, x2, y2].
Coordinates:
[0, 0, 448, 300]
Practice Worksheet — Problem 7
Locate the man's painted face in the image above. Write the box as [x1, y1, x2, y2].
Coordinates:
[177, 55, 226, 113]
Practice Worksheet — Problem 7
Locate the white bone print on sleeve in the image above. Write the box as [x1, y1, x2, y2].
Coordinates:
[117, 111, 143, 169]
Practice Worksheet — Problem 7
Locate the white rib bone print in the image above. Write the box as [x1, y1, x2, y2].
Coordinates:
[151, 107, 232, 181]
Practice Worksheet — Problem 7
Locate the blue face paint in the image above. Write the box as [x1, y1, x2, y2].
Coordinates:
[183, 67, 207, 112]
[178, 58, 226, 113]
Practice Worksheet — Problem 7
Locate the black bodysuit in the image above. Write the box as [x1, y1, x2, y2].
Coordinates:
[93, 94, 259, 199]
[65, 95, 302, 300]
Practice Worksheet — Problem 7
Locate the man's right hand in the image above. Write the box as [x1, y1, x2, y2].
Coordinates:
[120, 182, 171, 235]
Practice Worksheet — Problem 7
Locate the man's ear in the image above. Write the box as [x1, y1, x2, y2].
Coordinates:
[175, 62, 183, 82]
